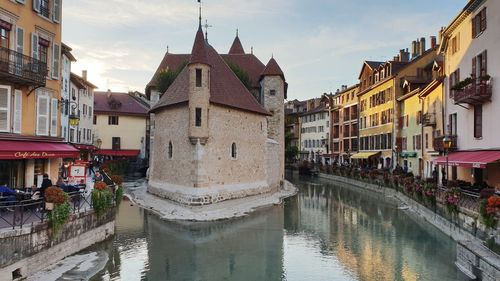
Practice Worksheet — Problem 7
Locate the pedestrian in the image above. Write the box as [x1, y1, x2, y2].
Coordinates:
[441, 167, 447, 186]
[403, 163, 408, 174]
[94, 171, 103, 182]
[40, 174, 52, 198]
[432, 167, 438, 183]
[88, 160, 95, 176]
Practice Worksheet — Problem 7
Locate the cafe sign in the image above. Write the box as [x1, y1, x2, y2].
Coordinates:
[14, 152, 57, 158]
[0, 151, 79, 159]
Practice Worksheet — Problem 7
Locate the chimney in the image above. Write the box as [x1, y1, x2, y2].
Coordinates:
[411, 41, 417, 58]
[419, 37, 426, 56]
[400, 49, 409, 62]
[82, 70, 87, 81]
[106, 89, 111, 98]
[430, 36, 437, 49]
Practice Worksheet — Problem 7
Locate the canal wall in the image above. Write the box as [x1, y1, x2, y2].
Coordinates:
[0, 209, 115, 281]
[318, 173, 500, 281]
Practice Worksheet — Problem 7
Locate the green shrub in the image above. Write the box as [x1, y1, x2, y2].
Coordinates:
[92, 188, 114, 217]
[49, 202, 71, 233]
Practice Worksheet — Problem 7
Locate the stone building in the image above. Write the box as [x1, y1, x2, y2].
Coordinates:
[331, 84, 359, 164]
[148, 25, 286, 205]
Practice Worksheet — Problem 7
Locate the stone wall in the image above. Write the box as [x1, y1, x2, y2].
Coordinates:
[0, 209, 115, 280]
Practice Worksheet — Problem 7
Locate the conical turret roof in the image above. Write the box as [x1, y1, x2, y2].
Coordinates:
[261, 57, 284, 80]
[190, 25, 210, 65]
[228, 35, 245, 54]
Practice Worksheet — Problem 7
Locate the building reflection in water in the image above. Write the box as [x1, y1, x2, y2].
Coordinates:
[284, 178, 466, 281]
[97, 200, 285, 281]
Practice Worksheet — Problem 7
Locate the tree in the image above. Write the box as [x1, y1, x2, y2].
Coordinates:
[286, 146, 299, 163]
[225, 61, 252, 91]
[156, 61, 187, 94]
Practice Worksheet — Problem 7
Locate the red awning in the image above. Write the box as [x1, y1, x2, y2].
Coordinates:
[0, 140, 80, 159]
[433, 150, 500, 168]
[96, 149, 140, 157]
[73, 144, 96, 151]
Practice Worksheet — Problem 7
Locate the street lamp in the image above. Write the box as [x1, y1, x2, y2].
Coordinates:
[442, 136, 453, 188]
[61, 98, 80, 127]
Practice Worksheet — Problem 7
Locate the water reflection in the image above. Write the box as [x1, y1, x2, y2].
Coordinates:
[90, 175, 467, 281]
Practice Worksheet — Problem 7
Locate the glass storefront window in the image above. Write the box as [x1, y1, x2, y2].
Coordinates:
[0, 160, 25, 189]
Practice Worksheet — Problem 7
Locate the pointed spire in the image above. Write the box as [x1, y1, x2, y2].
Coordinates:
[261, 57, 285, 80]
[189, 26, 210, 66]
[228, 29, 245, 54]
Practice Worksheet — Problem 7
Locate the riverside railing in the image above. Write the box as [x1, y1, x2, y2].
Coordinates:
[0, 189, 113, 230]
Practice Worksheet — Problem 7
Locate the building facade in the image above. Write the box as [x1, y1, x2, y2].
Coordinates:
[148, 25, 286, 205]
[299, 96, 331, 164]
[93, 91, 149, 160]
[69, 71, 97, 160]
[60, 43, 75, 142]
[331, 84, 359, 164]
[437, 0, 500, 188]
[0, 0, 78, 188]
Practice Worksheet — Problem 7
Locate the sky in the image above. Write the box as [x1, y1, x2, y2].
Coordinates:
[62, 0, 466, 101]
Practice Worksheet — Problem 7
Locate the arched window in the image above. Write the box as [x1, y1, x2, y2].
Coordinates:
[168, 141, 173, 159]
[231, 143, 237, 159]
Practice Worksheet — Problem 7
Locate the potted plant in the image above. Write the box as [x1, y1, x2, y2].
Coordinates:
[44, 186, 71, 232]
[480, 195, 500, 229]
[92, 181, 114, 216]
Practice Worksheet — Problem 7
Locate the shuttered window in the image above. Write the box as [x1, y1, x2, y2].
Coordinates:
[13, 90, 22, 133]
[472, 7, 487, 38]
[36, 94, 49, 135]
[52, 43, 60, 79]
[50, 98, 58, 136]
[53, 0, 61, 23]
[31, 33, 39, 59]
[474, 105, 482, 138]
[0, 86, 11, 132]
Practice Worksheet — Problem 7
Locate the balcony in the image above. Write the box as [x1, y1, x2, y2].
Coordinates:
[422, 113, 436, 127]
[453, 78, 492, 105]
[0, 47, 47, 87]
[433, 135, 458, 152]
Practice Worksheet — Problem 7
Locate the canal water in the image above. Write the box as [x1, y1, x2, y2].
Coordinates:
[88, 174, 468, 281]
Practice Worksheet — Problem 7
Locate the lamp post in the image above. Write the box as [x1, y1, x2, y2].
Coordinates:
[442, 136, 452, 188]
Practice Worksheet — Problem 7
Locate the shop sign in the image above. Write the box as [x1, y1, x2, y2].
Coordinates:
[14, 151, 57, 158]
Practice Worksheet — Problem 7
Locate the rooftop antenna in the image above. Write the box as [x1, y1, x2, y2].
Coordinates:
[203, 19, 212, 42]
[236, 28, 239, 37]
[166, 45, 169, 53]
[251, 46, 253, 54]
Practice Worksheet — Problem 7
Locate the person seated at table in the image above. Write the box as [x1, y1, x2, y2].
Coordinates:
[94, 171, 103, 182]
[0, 181, 17, 202]
[40, 174, 52, 198]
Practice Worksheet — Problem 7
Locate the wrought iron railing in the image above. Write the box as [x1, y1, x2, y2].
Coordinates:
[0, 46, 48, 86]
[453, 78, 492, 105]
[422, 113, 436, 126]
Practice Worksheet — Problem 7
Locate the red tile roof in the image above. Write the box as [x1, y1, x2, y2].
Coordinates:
[221, 54, 265, 88]
[190, 26, 210, 66]
[228, 35, 245, 54]
[146, 53, 190, 89]
[261, 57, 284, 80]
[94, 91, 149, 117]
[151, 30, 269, 116]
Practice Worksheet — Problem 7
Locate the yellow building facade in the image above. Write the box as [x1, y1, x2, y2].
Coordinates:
[0, 0, 75, 188]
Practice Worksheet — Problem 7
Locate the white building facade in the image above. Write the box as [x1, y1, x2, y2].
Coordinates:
[439, 0, 500, 188]
[299, 103, 331, 164]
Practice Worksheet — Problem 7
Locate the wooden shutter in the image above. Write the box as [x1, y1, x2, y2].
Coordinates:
[474, 105, 482, 138]
[36, 94, 49, 135]
[480, 8, 486, 32]
[0, 86, 11, 132]
[13, 90, 22, 133]
[31, 33, 39, 59]
[472, 16, 477, 38]
[472, 56, 476, 78]
[50, 98, 58, 136]
[53, 0, 61, 23]
[16, 27, 24, 54]
[482, 50, 487, 76]
[33, 0, 40, 12]
[52, 43, 60, 79]
[15, 27, 24, 75]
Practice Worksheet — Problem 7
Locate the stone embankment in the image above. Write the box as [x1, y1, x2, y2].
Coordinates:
[0, 209, 115, 281]
[318, 173, 500, 281]
[130, 179, 298, 221]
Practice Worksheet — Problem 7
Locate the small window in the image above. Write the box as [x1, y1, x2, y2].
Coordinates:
[196, 68, 202, 87]
[231, 143, 237, 159]
[269, 89, 276, 96]
[195, 108, 202, 127]
[112, 137, 120, 150]
[474, 105, 482, 138]
[108, 115, 119, 125]
[168, 141, 173, 159]
[93, 115, 97, 125]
